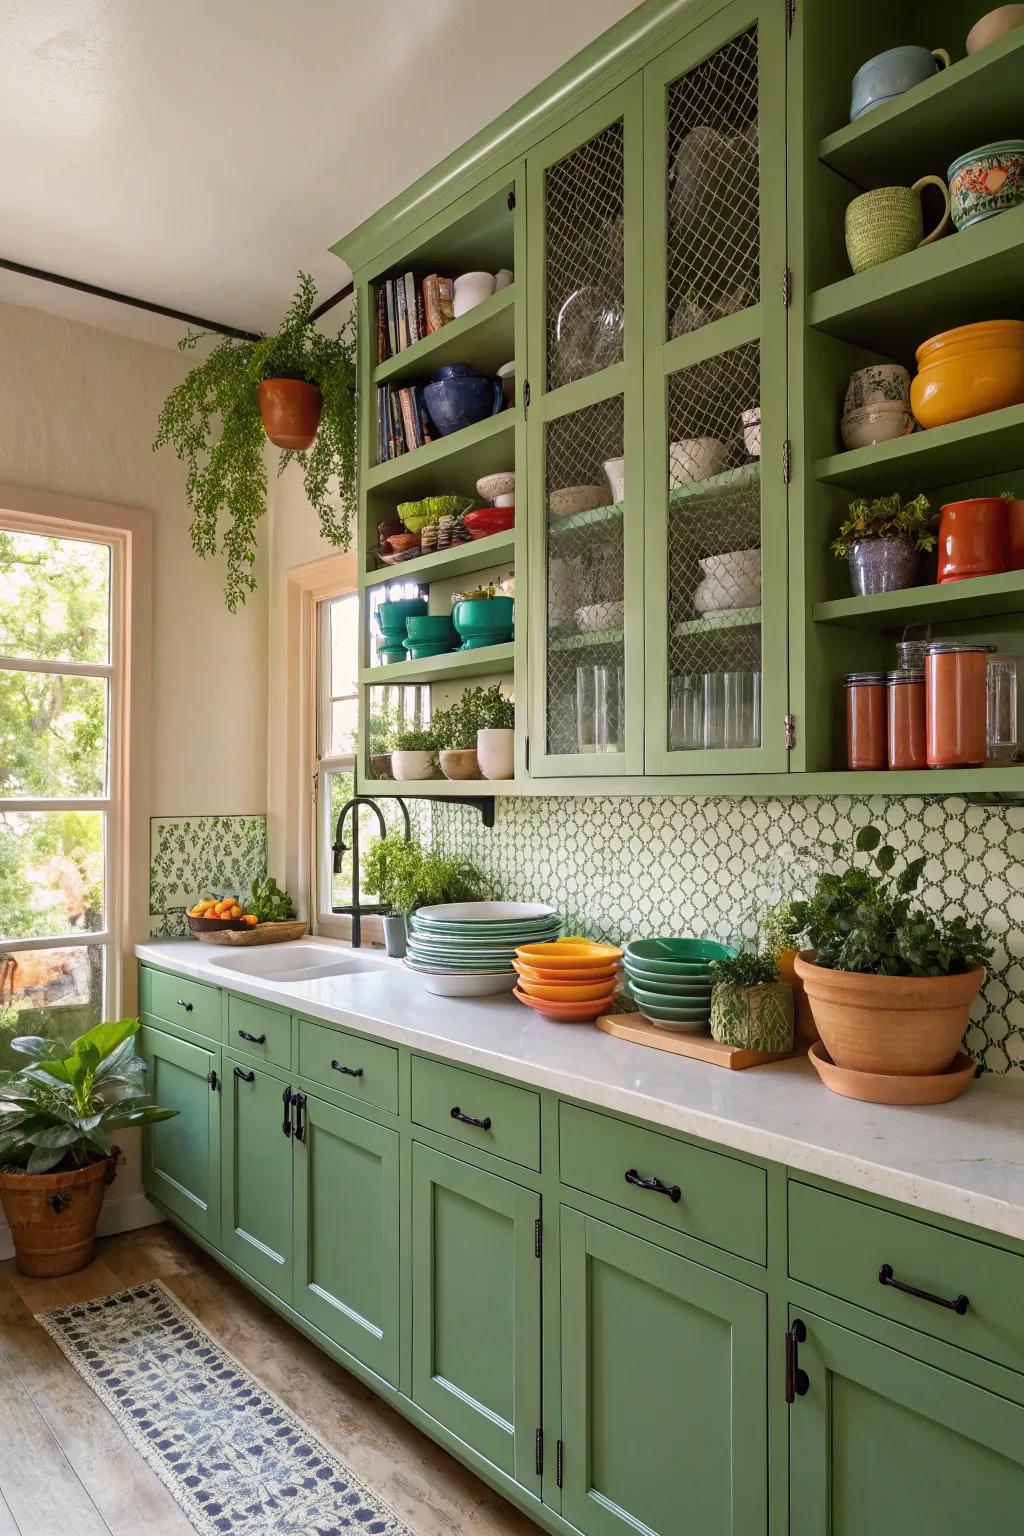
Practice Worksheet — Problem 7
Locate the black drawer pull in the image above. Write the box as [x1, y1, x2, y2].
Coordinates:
[293, 1091, 307, 1142]
[233, 1065, 255, 1083]
[238, 1029, 266, 1045]
[176, 998, 194, 1013]
[282, 1086, 293, 1137]
[451, 1106, 492, 1131]
[879, 1263, 969, 1316]
[331, 1060, 364, 1078]
[785, 1319, 809, 1404]
[625, 1168, 681, 1203]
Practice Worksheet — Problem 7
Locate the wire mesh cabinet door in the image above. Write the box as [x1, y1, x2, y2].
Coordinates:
[643, 2, 789, 776]
[525, 79, 645, 776]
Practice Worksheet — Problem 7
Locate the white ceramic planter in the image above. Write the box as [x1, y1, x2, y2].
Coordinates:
[391, 750, 436, 780]
[453, 271, 495, 316]
[477, 728, 514, 780]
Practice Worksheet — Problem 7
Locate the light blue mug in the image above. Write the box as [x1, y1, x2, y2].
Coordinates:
[849, 44, 951, 122]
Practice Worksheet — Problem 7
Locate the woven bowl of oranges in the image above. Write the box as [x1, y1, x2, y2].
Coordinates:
[186, 896, 258, 937]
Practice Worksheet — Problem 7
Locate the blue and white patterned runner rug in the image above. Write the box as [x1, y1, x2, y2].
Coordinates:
[38, 1281, 415, 1536]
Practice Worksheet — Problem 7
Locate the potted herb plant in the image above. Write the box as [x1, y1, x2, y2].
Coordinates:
[709, 948, 794, 1054]
[473, 684, 516, 780]
[791, 826, 990, 1077]
[363, 832, 489, 956]
[832, 492, 937, 595]
[0, 1020, 178, 1276]
[154, 273, 357, 611]
[431, 686, 492, 779]
[391, 725, 439, 781]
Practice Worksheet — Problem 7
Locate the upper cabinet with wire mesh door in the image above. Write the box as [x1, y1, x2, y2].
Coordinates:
[642, 2, 790, 775]
[526, 79, 646, 776]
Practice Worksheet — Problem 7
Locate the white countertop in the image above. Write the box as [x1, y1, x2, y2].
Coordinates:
[136, 938, 1024, 1244]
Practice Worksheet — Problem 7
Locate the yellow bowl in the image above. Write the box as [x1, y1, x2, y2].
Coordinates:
[911, 319, 1024, 429]
[513, 960, 620, 984]
[517, 977, 619, 1002]
[516, 940, 623, 969]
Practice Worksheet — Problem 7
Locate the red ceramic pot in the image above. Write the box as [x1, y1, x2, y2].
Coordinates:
[257, 378, 323, 450]
[937, 497, 1008, 582]
[1005, 499, 1024, 571]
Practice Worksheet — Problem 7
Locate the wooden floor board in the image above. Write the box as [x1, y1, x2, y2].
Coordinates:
[0, 1347, 112, 1536]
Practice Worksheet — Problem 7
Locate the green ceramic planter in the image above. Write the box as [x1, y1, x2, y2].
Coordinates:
[710, 982, 794, 1052]
[378, 598, 427, 637]
[406, 614, 458, 642]
[452, 596, 514, 646]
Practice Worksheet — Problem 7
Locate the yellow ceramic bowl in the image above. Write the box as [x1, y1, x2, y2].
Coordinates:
[516, 940, 624, 969]
[517, 976, 619, 1002]
[911, 319, 1024, 429]
[513, 961, 620, 984]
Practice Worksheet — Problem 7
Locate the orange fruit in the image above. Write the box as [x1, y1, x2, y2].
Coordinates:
[244, 914, 259, 926]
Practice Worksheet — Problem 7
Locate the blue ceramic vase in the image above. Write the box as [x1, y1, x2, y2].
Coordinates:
[849, 44, 950, 122]
[423, 364, 504, 437]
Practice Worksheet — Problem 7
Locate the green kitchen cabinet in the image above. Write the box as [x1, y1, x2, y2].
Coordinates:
[140, 1024, 221, 1244]
[410, 1142, 542, 1493]
[293, 1091, 400, 1386]
[220, 1053, 294, 1300]
[788, 1309, 1024, 1533]
[559, 1206, 767, 1536]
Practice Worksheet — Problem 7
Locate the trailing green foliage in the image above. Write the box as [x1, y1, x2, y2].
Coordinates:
[362, 833, 489, 919]
[789, 824, 992, 978]
[709, 950, 780, 987]
[431, 685, 515, 750]
[154, 273, 357, 611]
[831, 493, 936, 559]
[0, 1019, 178, 1175]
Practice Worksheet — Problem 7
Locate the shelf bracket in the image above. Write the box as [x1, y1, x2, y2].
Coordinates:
[420, 794, 496, 828]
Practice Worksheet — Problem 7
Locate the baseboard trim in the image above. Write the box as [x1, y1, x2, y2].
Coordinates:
[0, 1189, 162, 1264]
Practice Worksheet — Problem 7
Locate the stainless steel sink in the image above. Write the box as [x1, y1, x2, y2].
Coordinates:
[207, 943, 386, 985]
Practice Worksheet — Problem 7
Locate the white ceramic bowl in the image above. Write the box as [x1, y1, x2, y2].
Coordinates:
[404, 963, 518, 998]
[741, 408, 761, 458]
[574, 601, 625, 634]
[494, 268, 514, 291]
[476, 471, 515, 502]
[549, 484, 610, 520]
[603, 458, 626, 502]
[453, 271, 496, 317]
[840, 402, 914, 451]
[694, 548, 762, 612]
[669, 437, 731, 486]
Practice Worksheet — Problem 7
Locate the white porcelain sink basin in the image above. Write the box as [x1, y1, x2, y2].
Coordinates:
[207, 942, 386, 985]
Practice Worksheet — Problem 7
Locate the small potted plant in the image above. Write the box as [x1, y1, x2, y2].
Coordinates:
[391, 725, 439, 781]
[791, 825, 990, 1079]
[832, 492, 937, 595]
[763, 899, 816, 1043]
[363, 832, 488, 956]
[0, 1020, 178, 1276]
[709, 948, 794, 1053]
[431, 686, 490, 779]
[367, 697, 400, 779]
[472, 684, 516, 780]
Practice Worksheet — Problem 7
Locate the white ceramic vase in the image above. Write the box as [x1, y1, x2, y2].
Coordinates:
[453, 271, 496, 317]
[391, 750, 436, 780]
[477, 728, 514, 780]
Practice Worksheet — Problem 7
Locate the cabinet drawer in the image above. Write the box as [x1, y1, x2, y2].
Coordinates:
[789, 1181, 1024, 1369]
[140, 966, 221, 1041]
[297, 1018, 399, 1115]
[559, 1102, 766, 1264]
[411, 1056, 540, 1171]
[226, 996, 291, 1069]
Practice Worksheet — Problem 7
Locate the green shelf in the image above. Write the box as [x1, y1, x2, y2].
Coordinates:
[814, 402, 1024, 493]
[548, 500, 622, 536]
[814, 571, 1024, 630]
[550, 628, 624, 652]
[361, 532, 515, 591]
[365, 410, 517, 497]
[673, 606, 761, 637]
[373, 286, 515, 387]
[669, 462, 760, 503]
[807, 206, 1024, 359]
[361, 640, 514, 686]
[818, 29, 1024, 188]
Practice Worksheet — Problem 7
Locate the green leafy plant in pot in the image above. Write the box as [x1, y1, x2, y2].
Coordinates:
[790, 825, 990, 1078]
[832, 492, 936, 597]
[0, 1019, 179, 1276]
[363, 833, 489, 955]
[154, 273, 357, 612]
[430, 685, 504, 780]
[390, 725, 440, 781]
[709, 948, 794, 1054]
[472, 684, 515, 780]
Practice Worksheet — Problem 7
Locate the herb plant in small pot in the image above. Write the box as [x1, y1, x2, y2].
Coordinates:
[363, 833, 489, 955]
[390, 726, 439, 781]
[790, 826, 990, 1079]
[431, 686, 495, 780]
[472, 684, 516, 780]
[832, 492, 937, 596]
[0, 1020, 179, 1276]
[709, 950, 794, 1054]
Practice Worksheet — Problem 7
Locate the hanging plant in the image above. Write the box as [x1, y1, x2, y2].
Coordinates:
[153, 273, 357, 611]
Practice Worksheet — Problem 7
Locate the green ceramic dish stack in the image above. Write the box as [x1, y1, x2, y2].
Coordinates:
[622, 938, 736, 1033]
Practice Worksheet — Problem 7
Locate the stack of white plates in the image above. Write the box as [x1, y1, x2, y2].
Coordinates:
[405, 902, 561, 996]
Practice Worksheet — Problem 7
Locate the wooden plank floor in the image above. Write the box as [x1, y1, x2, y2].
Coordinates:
[0, 1223, 538, 1536]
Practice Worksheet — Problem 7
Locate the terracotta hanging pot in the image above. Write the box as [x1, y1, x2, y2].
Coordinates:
[0, 1156, 114, 1277]
[257, 378, 323, 450]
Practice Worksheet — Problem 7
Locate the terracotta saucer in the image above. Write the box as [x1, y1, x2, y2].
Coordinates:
[808, 1041, 977, 1105]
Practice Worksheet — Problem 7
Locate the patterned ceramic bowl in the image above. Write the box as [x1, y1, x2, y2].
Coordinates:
[843, 363, 911, 416]
[948, 140, 1024, 230]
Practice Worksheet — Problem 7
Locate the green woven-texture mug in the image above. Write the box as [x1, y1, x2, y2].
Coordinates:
[845, 176, 951, 272]
[710, 982, 794, 1052]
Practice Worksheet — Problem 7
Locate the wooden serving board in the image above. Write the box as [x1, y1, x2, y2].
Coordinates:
[596, 1012, 795, 1069]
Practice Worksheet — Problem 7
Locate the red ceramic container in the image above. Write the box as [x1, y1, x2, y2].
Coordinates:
[937, 497, 1008, 582]
[1005, 498, 1024, 571]
[463, 507, 515, 539]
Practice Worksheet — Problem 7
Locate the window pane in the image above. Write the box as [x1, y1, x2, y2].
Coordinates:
[325, 770, 411, 911]
[0, 810, 104, 940]
[329, 594, 359, 698]
[0, 671, 108, 797]
[0, 944, 104, 1070]
[330, 697, 358, 757]
[0, 529, 110, 664]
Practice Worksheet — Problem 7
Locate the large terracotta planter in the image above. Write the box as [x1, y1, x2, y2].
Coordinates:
[0, 1157, 112, 1277]
[793, 951, 984, 1075]
[257, 378, 323, 450]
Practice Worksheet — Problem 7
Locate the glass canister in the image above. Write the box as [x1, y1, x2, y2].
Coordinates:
[924, 642, 995, 768]
[986, 654, 1024, 763]
[845, 671, 887, 770]
[886, 670, 926, 770]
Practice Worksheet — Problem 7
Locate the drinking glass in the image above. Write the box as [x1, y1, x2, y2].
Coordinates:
[576, 665, 596, 753]
[986, 655, 1024, 762]
[724, 670, 762, 749]
[702, 672, 726, 749]
[670, 674, 703, 749]
[594, 665, 624, 752]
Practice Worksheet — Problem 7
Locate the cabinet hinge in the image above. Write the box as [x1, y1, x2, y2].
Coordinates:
[782, 265, 792, 309]
[507, 190, 516, 212]
[786, 0, 795, 36]
[535, 1428, 543, 1475]
[785, 713, 796, 751]
[782, 438, 792, 484]
[556, 1439, 564, 1488]
[523, 379, 531, 418]
[534, 1217, 542, 1258]
[207, 1069, 219, 1092]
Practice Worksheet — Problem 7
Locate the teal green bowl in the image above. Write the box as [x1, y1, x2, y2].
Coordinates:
[624, 938, 734, 976]
[406, 614, 458, 641]
[621, 966, 712, 997]
[628, 989, 710, 1021]
[453, 596, 514, 644]
[378, 598, 427, 636]
[377, 644, 406, 665]
[404, 641, 458, 660]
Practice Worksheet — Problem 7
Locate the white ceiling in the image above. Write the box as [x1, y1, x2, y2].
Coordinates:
[0, 0, 642, 347]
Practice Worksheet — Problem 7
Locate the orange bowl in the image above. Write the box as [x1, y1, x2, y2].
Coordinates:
[513, 960, 620, 984]
[516, 976, 619, 1003]
[516, 940, 623, 969]
[513, 986, 618, 1021]
[911, 319, 1024, 429]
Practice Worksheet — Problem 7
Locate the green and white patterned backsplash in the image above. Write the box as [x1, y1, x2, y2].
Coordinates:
[149, 816, 267, 938]
[433, 794, 1024, 1077]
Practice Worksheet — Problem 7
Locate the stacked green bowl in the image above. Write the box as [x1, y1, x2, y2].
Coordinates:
[405, 901, 562, 997]
[622, 937, 735, 1032]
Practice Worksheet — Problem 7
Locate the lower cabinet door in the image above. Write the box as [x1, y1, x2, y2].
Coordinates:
[560, 1207, 766, 1536]
[221, 1055, 294, 1298]
[411, 1143, 541, 1492]
[789, 1309, 1024, 1534]
[293, 1092, 400, 1386]
[140, 1025, 220, 1243]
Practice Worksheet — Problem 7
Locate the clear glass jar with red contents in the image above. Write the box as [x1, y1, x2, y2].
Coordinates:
[886, 670, 926, 770]
[924, 641, 995, 768]
[845, 671, 887, 770]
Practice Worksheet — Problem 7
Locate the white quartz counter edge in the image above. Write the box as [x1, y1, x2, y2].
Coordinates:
[136, 940, 1024, 1244]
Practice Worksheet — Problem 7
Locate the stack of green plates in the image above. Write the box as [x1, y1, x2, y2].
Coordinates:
[622, 938, 735, 1032]
[405, 902, 561, 993]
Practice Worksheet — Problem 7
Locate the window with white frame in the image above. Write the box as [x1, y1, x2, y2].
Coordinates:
[0, 523, 120, 1066]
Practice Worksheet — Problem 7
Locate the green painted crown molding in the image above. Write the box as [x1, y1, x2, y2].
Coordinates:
[330, 0, 708, 278]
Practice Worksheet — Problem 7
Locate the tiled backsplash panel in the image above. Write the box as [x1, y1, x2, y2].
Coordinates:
[434, 795, 1024, 1076]
[149, 815, 267, 938]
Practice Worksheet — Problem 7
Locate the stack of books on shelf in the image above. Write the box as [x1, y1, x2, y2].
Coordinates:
[376, 383, 436, 462]
[376, 272, 454, 363]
